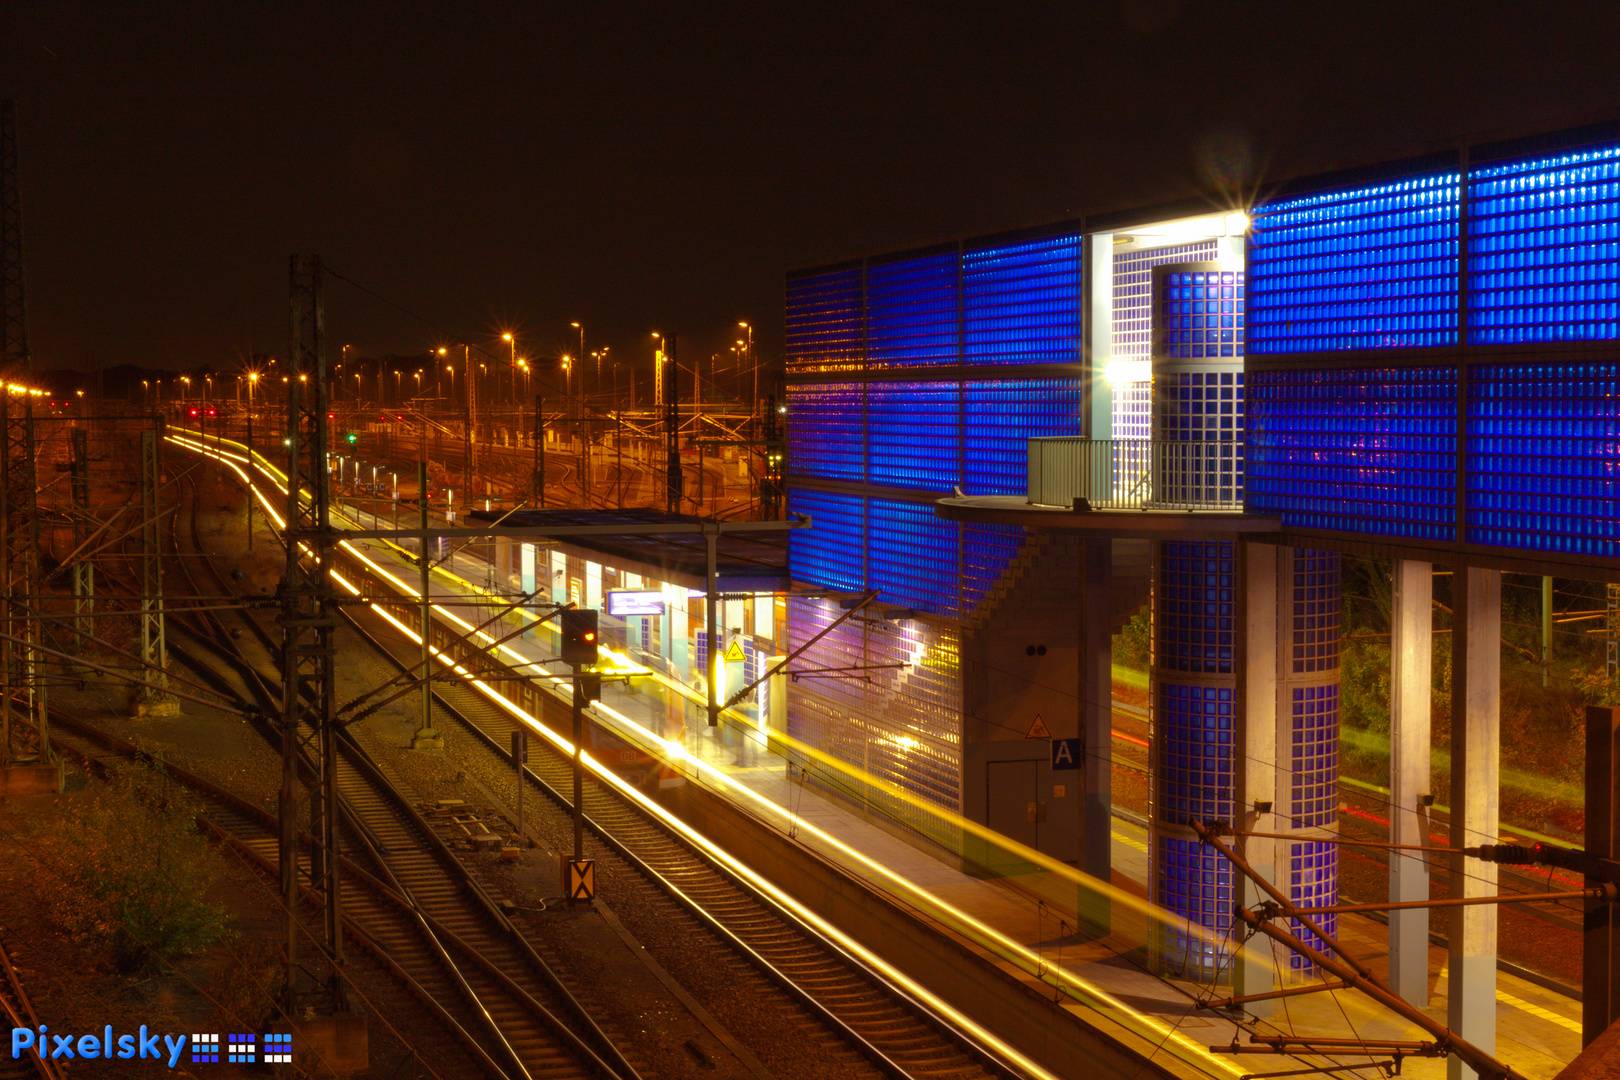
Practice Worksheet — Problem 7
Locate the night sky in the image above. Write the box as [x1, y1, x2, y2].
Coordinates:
[3, 3, 1617, 386]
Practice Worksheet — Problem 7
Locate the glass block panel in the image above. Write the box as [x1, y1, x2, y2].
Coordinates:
[1153, 371, 1244, 505]
[868, 498, 960, 616]
[1247, 366, 1458, 540]
[1155, 682, 1234, 826]
[1156, 835, 1233, 981]
[1249, 171, 1460, 352]
[1292, 549, 1341, 674]
[1154, 541, 1236, 674]
[1289, 685, 1339, 828]
[1160, 269, 1245, 359]
[962, 522, 1024, 613]
[787, 489, 864, 592]
[962, 233, 1083, 365]
[787, 264, 863, 374]
[1287, 840, 1339, 971]
[1469, 142, 1620, 344]
[786, 383, 863, 483]
[866, 251, 960, 370]
[1467, 359, 1620, 558]
[867, 381, 960, 491]
[963, 378, 1084, 496]
[1113, 241, 1220, 439]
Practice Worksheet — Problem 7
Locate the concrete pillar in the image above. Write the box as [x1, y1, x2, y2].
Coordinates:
[1447, 566, 1500, 1080]
[1584, 705, 1620, 1046]
[1078, 536, 1112, 935]
[1389, 559, 1433, 1005]
[1234, 540, 1279, 1010]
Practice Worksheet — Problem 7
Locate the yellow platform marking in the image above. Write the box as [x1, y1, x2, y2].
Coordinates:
[1496, 987, 1581, 1034]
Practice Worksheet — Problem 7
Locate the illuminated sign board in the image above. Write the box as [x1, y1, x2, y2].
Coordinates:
[606, 590, 666, 617]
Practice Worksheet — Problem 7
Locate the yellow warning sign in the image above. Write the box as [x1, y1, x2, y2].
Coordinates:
[723, 638, 747, 663]
[1026, 713, 1052, 740]
[565, 858, 596, 902]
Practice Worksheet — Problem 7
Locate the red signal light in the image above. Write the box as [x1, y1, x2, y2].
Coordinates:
[188, 407, 199, 417]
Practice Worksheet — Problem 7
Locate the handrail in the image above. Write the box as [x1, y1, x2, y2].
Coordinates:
[1026, 437, 1244, 512]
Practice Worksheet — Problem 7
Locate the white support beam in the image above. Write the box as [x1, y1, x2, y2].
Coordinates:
[1235, 540, 1280, 1010]
[1447, 566, 1501, 1080]
[1390, 558, 1433, 1005]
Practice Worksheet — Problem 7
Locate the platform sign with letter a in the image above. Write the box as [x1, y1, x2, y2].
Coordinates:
[1051, 737, 1081, 771]
[564, 858, 596, 902]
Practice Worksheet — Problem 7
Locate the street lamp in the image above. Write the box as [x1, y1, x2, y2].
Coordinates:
[740, 321, 754, 408]
[180, 376, 190, 400]
[570, 322, 584, 401]
[503, 333, 515, 407]
[561, 354, 572, 402]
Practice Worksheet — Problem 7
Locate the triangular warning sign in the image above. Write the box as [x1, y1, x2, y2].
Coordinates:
[723, 638, 747, 663]
[1026, 713, 1051, 739]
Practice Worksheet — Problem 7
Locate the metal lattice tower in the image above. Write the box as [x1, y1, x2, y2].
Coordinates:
[1, 101, 26, 374]
[70, 427, 93, 642]
[280, 253, 345, 1013]
[0, 395, 45, 763]
[762, 392, 784, 519]
[1608, 581, 1618, 681]
[132, 429, 171, 713]
[664, 334, 681, 512]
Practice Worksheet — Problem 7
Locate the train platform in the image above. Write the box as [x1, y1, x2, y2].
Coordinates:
[301, 483, 1585, 1080]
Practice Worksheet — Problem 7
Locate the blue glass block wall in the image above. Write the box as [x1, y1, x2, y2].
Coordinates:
[962, 522, 1025, 612]
[868, 498, 960, 616]
[963, 378, 1084, 496]
[1292, 549, 1341, 673]
[1161, 269, 1245, 360]
[1156, 836, 1233, 981]
[866, 251, 960, 370]
[787, 489, 865, 592]
[1112, 240, 1219, 439]
[786, 383, 864, 482]
[867, 381, 960, 491]
[1290, 686, 1339, 829]
[1286, 841, 1339, 969]
[1156, 683, 1234, 825]
[1469, 143, 1620, 344]
[962, 234, 1082, 365]
[1247, 366, 1458, 541]
[1154, 541, 1236, 675]
[1467, 359, 1620, 558]
[1248, 169, 1460, 353]
[786, 264, 863, 375]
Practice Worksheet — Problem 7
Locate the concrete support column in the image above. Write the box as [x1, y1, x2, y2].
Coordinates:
[1389, 559, 1433, 1005]
[1447, 566, 1500, 1080]
[1078, 537, 1112, 936]
[1234, 540, 1279, 1010]
[1584, 705, 1620, 1046]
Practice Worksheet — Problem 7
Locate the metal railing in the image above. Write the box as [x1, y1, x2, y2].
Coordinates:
[1027, 437, 1245, 511]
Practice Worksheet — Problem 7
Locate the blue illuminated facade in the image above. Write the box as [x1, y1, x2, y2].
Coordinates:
[786, 117, 1620, 976]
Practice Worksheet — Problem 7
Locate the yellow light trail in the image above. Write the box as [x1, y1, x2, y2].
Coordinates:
[169, 429, 1243, 1080]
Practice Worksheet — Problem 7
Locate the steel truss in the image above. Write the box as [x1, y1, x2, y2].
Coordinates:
[280, 253, 346, 1014]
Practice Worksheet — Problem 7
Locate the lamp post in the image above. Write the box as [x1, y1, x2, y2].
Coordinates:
[503, 333, 515, 407]
[180, 376, 190, 401]
[570, 322, 584, 403]
[739, 321, 754, 409]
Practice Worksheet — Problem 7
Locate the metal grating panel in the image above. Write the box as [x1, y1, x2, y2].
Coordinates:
[1467, 359, 1620, 557]
[787, 265, 864, 375]
[786, 383, 864, 482]
[1247, 367, 1458, 540]
[1248, 172, 1460, 352]
[962, 233, 1082, 365]
[1469, 142, 1620, 344]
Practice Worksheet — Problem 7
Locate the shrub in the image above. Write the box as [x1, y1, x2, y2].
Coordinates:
[43, 759, 230, 973]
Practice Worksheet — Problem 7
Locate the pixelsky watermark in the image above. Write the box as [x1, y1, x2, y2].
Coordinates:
[10, 1027, 293, 1067]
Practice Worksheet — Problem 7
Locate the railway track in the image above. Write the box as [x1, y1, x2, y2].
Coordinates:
[0, 933, 62, 1080]
[123, 452, 648, 1080]
[174, 432, 1024, 1079]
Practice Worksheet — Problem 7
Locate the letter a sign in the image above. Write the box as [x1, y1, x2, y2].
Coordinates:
[1051, 737, 1081, 771]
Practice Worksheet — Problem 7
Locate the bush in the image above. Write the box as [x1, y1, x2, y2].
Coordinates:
[43, 759, 230, 973]
[1113, 608, 1150, 672]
